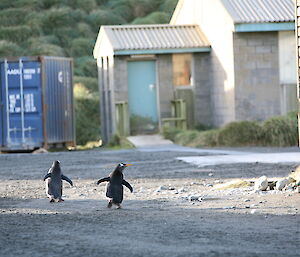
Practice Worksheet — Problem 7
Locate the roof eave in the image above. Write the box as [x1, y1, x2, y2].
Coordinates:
[114, 47, 211, 56]
[234, 21, 295, 32]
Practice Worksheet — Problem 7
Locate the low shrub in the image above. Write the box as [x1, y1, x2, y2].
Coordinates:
[28, 42, 65, 56]
[0, 25, 40, 44]
[74, 83, 100, 145]
[174, 130, 200, 146]
[70, 38, 95, 57]
[194, 129, 219, 147]
[74, 56, 97, 77]
[0, 8, 29, 26]
[261, 113, 298, 146]
[131, 11, 169, 24]
[0, 40, 23, 56]
[163, 112, 298, 147]
[218, 120, 262, 146]
[162, 126, 182, 141]
[87, 9, 126, 32]
[74, 76, 98, 92]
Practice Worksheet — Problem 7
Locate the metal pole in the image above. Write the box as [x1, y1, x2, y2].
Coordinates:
[4, 59, 11, 145]
[19, 58, 25, 145]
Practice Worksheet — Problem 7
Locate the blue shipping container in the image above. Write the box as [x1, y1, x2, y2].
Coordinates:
[0, 56, 75, 151]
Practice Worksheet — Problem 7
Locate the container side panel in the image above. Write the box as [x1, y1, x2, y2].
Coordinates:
[0, 64, 3, 146]
[0, 60, 43, 150]
[43, 57, 74, 144]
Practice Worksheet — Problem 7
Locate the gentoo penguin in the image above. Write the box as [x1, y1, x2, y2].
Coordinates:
[43, 160, 73, 202]
[97, 163, 133, 208]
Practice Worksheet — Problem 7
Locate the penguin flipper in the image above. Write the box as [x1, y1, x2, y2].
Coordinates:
[43, 173, 51, 181]
[97, 177, 110, 185]
[61, 175, 73, 186]
[122, 179, 133, 193]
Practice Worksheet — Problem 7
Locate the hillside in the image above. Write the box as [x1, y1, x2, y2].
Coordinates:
[0, 0, 178, 145]
[0, 0, 178, 78]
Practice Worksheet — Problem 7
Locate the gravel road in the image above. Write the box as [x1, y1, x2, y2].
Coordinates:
[0, 147, 299, 257]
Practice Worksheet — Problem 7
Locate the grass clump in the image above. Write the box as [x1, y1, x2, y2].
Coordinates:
[261, 112, 298, 146]
[163, 112, 298, 147]
[218, 120, 262, 146]
[162, 126, 182, 141]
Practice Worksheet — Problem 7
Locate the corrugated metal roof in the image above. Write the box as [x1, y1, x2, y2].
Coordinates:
[102, 24, 210, 51]
[221, 0, 295, 23]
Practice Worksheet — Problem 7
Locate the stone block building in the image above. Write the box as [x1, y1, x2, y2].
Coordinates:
[94, 0, 296, 142]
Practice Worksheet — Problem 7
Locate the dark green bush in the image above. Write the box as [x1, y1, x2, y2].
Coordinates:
[109, 2, 135, 22]
[77, 22, 94, 38]
[218, 120, 262, 146]
[0, 25, 40, 44]
[174, 130, 200, 146]
[162, 126, 182, 141]
[0, 8, 29, 26]
[74, 83, 100, 145]
[87, 9, 126, 32]
[0, 40, 23, 57]
[194, 129, 219, 147]
[159, 0, 178, 13]
[41, 7, 83, 33]
[28, 42, 65, 56]
[70, 38, 95, 57]
[69, 0, 97, 13]
[52, 27, 81, 50]
[129, 0, 163, 17]
[74, 76, 98, 92]
[74, 56, 97, 77]
[261, 114, 298, 146]
[131, 11, 169, 24]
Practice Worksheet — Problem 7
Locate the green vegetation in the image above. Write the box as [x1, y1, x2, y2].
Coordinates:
[163, 111, 298, 147]
[0, 0, 178, 146]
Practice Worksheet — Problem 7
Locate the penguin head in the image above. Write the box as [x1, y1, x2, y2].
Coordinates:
[52, 160, 61, 172]
[116, 162, 132, 172]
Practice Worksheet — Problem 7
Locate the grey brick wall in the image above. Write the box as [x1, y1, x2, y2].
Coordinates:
[157, 54, 174, 119]
[193, 52, 213, 126]
[114, 56, 128, 102]
[233, 32, 281, 121]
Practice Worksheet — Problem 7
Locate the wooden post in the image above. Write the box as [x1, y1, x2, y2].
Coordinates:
[295, 0, 300, 146]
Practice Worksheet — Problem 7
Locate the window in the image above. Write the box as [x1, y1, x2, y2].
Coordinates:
[172, 54, 192, 87]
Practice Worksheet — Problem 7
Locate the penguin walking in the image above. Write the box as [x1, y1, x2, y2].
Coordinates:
[43, 160, 73, 203]
[97, 163, 133, 209]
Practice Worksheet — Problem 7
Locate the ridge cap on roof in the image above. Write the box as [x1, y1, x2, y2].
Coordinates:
[101, 24, 200, 29]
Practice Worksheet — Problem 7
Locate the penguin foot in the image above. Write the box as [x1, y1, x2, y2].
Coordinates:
[49, 199, 55, 203]
[116, 204, 122, 209]
[107, 200, 113, 208]
[58, 199, 64, 202]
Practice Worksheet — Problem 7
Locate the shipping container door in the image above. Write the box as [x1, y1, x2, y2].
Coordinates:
[128, 60, 158, 135]
[0, 59, 43, 149]
[43, 57, 74, 144]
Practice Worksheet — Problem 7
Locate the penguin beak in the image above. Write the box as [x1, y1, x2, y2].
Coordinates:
[125, 164, 133, 167]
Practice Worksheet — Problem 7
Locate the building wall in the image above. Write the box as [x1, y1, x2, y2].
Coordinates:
[156, 54, 174, 120]
[193, 52, 212, 126]
[278, 31, 297, 114]
[114, 56, 128, 102]
[172, 0, 236, 127]
[233, 32, 281, 121]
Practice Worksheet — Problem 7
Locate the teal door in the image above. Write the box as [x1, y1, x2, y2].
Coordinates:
[128, 60, 158, 135]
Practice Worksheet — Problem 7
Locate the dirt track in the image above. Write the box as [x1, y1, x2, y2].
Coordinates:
[0, 148, 299, 257]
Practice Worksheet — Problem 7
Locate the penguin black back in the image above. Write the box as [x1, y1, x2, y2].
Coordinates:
[97, 163, 133, 208]
[43, 160, 73, 202]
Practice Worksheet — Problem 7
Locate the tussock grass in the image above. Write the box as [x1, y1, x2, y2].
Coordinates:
[162, 112, 298, 147]
[214, 179, 251, 190]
